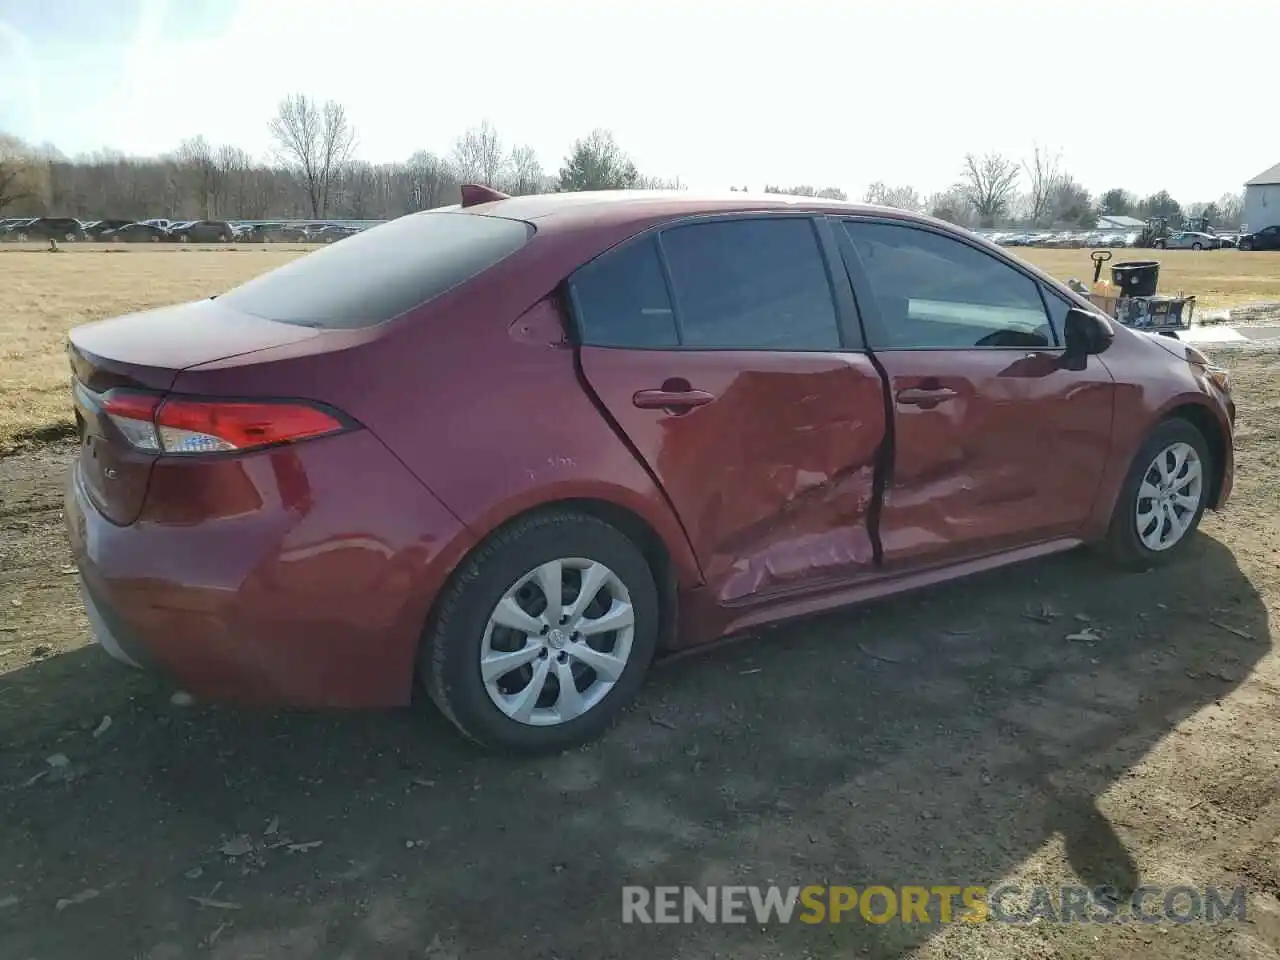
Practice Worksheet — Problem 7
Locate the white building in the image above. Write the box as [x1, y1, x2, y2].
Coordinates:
[1243, 162, 1280, 233]
[1096, 215, 1146, 231]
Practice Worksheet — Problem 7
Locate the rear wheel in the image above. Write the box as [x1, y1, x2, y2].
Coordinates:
[422, 509, 658, 752]
[1104, 418, 1211, 568]
[1192, 242, 1202, 250]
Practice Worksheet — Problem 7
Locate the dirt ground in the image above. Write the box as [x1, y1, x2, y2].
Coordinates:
[2, 243, 1279, 452]
[0, 348, 1279, 959]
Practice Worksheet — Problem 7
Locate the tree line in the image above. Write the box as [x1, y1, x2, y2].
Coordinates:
[0, 97, 1246, 230]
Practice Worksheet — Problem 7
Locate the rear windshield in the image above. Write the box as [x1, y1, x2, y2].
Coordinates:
[219, 211, 533, 328]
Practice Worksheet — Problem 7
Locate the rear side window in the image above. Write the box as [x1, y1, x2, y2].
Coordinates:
[570, 237, 678, 348]
[219, 212, 533, 328]
[571, 217, 841, 351]
[662, 218, 840, 350]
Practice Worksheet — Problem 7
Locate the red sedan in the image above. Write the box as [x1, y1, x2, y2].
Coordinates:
[64, 187, 1235, 752]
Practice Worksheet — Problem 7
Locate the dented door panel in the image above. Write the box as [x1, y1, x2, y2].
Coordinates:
[577, 348, 886, 602]
[873, 349, 1115, 566]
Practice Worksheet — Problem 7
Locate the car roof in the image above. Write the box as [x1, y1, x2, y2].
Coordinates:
[450, 189, 939, 232]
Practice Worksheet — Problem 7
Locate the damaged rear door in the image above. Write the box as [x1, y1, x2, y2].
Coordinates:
[568, 214, 888, 605]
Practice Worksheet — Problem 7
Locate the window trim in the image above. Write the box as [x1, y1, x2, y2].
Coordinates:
[835, 215, 1065, 353]
[565, 212, 866, 353]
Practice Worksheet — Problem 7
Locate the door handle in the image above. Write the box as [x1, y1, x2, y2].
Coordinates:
[896, 386, 959, 407]
[632, 388, 716, 412]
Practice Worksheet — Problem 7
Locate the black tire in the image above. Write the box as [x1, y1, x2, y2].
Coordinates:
[1104, 418, 1212, 569]
[1192, 242, 1202, 251]
[422, 509, 659, 753]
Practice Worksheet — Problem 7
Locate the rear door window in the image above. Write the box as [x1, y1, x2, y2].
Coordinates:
[219, 211, 533, 328]
[661, 218, 841, 350]
[570, 216, 843, 351]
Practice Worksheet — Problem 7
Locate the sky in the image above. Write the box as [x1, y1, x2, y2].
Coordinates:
[0, 0, 1274, 203]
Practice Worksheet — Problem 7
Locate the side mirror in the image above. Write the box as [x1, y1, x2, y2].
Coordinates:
[1063, 307, 1115, 363]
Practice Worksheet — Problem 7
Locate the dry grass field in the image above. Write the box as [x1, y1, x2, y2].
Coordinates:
[0, 242, 1274, 445]
[2, 242, 1278, 452]
[0, 244, 310, 451]
[1019, 248, 1280, 310]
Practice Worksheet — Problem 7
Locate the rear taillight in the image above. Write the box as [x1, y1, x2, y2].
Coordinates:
[102, 390, 349, 455]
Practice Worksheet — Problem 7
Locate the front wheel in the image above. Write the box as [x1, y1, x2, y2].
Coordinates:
[1192, 242, 1202, 250]
[1104, 418, 1211, 568]
[422, 509, 659, 752]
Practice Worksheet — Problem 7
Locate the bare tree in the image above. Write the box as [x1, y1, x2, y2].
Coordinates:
[864, 181, 923, 211]
[960, 152, 1020, 226]
[453, 121, 506, 186]
[762, 184, 846, 200]
[1049, 176, 1093, 227]
[507, 145, 543, 195]
[213, 144, 252, 217]
[406, 151, 457, 210]
[0, 134, 35, 215]
[1022, 144, 1062, 225]
[635, 174, 683, 190]
[927, 184, 974, 227]
[1215, 192, 1244, 229]
[175, 136, 218, 217]
[268, 93, 357, 218]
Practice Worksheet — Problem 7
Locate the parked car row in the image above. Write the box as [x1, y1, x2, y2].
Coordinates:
[984, 228, 1254, 251]
[0, 217, 367, 243]
[989, 230, 1143, 249]
[1152, 231, 1239, 250]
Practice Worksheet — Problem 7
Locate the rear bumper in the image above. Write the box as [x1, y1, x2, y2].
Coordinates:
[65, 430, 474, 708]
[78, 576, 147, 670]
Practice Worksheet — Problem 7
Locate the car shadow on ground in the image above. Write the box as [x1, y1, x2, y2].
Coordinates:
[0, 533, 1268, 960]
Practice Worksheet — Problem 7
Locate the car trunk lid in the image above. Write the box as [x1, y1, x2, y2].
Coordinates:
[68, 298, 322, 524]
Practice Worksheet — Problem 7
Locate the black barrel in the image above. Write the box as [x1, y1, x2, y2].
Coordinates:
[1111, 260, 1160, 297]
